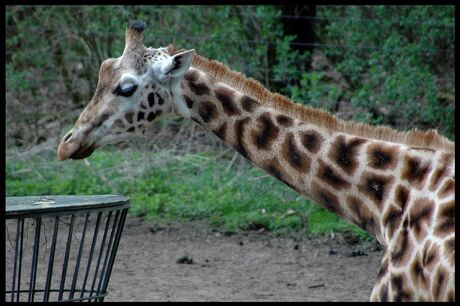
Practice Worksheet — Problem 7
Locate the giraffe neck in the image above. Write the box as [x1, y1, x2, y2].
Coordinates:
[177, 67, 454, 246]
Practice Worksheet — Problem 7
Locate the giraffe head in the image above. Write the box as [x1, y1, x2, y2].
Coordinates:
[57, 20, 194, 160]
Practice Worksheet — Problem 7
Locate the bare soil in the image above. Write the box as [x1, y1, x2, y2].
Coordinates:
[107, 217, 384, 302]
[5, 216, 384, 302]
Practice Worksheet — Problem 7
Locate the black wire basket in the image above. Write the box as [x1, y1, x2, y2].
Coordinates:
[5, 195, 130, 302]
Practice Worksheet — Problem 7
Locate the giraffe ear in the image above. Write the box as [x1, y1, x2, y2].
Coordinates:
[163, 49, 195, 78]
[164, 49, 195, 78]
[153, 49, 195, 81]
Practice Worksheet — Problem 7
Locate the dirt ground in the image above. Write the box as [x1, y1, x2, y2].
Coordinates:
[106, 216, 384, 302]
[5, 215, 384, 302]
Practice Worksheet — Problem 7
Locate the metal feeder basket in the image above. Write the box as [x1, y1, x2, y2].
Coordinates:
[5, 195, 130, 302]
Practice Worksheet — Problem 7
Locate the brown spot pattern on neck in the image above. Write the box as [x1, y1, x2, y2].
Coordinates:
[252, 112, 279, 150]
[281, 133, 311, 173]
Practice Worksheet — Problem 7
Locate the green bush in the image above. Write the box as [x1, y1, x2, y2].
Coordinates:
[317, 6, 454, 138]
[6, 5, 454, 146]
[276, 6, 454, 139]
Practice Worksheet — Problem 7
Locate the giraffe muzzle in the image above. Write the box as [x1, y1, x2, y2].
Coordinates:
[57, 129, 97, 160]
[58, 141, 97, 161]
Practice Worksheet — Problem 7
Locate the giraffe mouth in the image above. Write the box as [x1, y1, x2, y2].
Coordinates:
[58, 140, 97, 161]
[69, 143, 97, 160]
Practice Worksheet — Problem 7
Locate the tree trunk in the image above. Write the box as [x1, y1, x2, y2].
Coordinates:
[280, 5, 316, 68]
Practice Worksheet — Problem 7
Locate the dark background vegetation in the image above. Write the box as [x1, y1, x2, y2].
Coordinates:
[5, 5, 455, 238]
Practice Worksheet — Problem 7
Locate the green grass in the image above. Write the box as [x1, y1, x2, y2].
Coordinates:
[6, 147, 370, 239]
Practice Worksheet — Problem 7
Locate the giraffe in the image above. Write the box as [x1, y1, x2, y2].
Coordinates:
[57, 21, 455, 301]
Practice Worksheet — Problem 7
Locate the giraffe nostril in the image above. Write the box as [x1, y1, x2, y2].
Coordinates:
[63, 132, 73, 143]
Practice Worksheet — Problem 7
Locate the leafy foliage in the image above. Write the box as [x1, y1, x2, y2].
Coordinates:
[6, 5, 454, 146]
[313, 6, 454, 138]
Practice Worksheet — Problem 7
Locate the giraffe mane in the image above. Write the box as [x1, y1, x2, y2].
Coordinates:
[167, 45, 454, 153]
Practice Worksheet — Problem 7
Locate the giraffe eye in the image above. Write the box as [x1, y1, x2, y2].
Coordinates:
[114, 83, 138, 97]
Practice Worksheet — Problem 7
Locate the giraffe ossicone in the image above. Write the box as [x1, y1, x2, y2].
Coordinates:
[57, 20, 455, 302]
